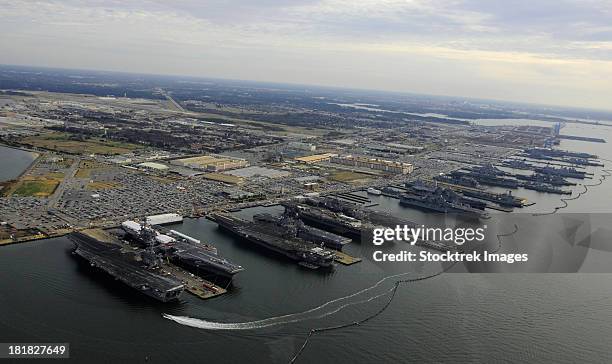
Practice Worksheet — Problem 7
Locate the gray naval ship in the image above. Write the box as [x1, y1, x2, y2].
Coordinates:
[208, 212, 335, 269]
[121, 221, 244, 278]
[70, 232, 185, 302]
[400, 189, 490, 219]
[252, 212, 351, 250]
[534, 166, 591, 179]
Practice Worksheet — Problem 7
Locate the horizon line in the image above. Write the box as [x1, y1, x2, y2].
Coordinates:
[2, 62, 612, 115]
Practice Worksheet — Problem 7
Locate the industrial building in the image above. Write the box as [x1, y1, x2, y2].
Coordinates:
[145, 213, 183, 225]
[171, 155, 249, 172]
[330, 155, 414, 174]
[294, 153, 338, 164]
[138, 162, 169, 170]
[367, 143, 425, 154]
[225, 166, 290, 179]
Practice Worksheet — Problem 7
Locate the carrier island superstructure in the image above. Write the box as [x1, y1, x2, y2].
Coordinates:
[70, 221, 243, 302]
[121, 220, 244, 278]
[71, 231, 185, 302]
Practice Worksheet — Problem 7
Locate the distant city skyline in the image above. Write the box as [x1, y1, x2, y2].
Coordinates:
[1, 0, 611, 110]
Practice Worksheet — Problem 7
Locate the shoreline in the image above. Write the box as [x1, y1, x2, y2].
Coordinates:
[0, 142, 42, 181]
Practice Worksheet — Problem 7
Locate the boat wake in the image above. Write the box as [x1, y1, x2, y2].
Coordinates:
[162, 270, 419, 330]
[164, 225, 519, 332]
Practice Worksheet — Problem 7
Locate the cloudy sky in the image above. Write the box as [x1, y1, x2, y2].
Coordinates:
[1, 0, 611, 110]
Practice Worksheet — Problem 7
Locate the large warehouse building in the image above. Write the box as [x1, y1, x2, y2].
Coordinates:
[171, 155, 249, 172]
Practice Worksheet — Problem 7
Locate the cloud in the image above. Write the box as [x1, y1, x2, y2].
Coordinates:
[0, 0, 611, 110]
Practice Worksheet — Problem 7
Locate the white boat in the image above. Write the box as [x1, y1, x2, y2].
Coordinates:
[366, 187, 382, 195]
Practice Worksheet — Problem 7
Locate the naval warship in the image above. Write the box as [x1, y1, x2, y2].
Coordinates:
[452, 170, 520, 188]
[70, 232, 185, 302]
[208, 212, 335, 269]
[515, 172, 576, 186]
[434, 174, 481, 188]
[121, 221, 243, 278]
[399, 190, 490, 219]
[253, 212, 351, 250]
[283, 201, 368, 239]
[525, 148, 597, 160]
[534, 166, 590, 179]
[405, 181, 487, 210]
[521, 182, 571, 194]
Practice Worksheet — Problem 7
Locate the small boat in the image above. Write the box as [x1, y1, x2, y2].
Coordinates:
[366, 187, 382, 195]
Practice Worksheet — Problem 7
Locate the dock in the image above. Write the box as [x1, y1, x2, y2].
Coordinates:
[333, 192, 372, 205]
[333, 250, 362, 265]
[485, 204, 515, 212]
[160, 263, 227, 300]
[558, 134, 606, 143]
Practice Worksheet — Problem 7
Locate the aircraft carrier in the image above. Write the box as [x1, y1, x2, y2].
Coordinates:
[469, 163, 510, 176]
[253, 212, 352, 250]
[434, 174, 481, 188]
[404, 181, 488, 210]
[451, 170, 520, 188]
[282, 201, 368, 238]
[407, 179, 526, 208]
[69, 231, 185, 302]
[297, 195, 425, 229]
[499, 159, 533, 170]
[208, 212, 335, 269]
[121, 221, 243, 278]
[524, 148, 597, 160]
[460, 189, 526, 208]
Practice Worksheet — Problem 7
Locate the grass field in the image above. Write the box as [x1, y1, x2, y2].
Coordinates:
[0, 226, 38, 242]
[12, 178, 59, 197]
[21, 133, 141, 155]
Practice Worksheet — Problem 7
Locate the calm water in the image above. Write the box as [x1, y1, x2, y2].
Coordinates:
[0, 145, 36, 182]
[1, 123, 612, 363]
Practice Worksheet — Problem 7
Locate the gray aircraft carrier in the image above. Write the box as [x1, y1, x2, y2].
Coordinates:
[70, 232, 185, 302]
[122, 221, 244, 278]
[208, 212, 336, 269]
[253, 212, 352, 250]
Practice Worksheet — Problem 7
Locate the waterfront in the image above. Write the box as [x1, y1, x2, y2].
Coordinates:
[2, 233, 612, 362]
[0, 145, 37, 182]
[1, 122, 612, 363]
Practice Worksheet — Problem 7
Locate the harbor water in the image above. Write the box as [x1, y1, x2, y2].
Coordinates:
[0, 145, 37, 182]
[1, 122, 612, 363]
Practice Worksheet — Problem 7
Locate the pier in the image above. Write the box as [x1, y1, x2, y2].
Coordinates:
[160, 263, 227, 300]
[333, 250, 362, 265]
[558, 135, 606, 143]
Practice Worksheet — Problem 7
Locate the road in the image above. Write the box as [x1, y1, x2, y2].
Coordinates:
[159, 89, 186, 112]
